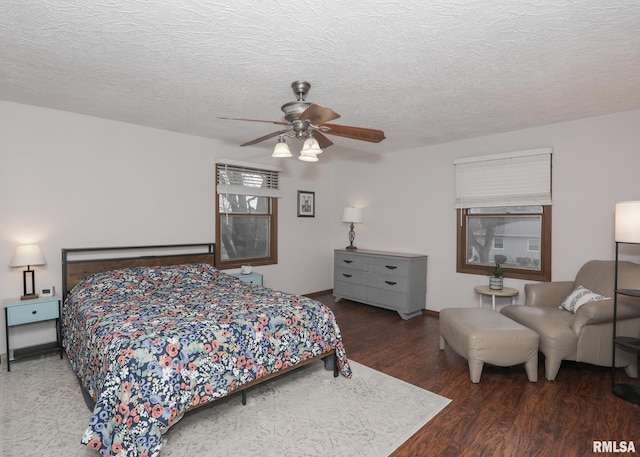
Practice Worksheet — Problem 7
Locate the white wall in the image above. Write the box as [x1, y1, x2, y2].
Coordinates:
[0, 100, 336, 354]
[333, 108, 640, 311]
[2, 99, 640, 356]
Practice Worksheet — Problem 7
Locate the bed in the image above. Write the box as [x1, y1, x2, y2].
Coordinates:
[61, 243, 352, 457]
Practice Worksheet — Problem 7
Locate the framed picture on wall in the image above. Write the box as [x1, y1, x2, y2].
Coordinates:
[297, 191, 315, 217]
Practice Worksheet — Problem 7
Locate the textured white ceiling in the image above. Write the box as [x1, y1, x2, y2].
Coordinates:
[2, 1, 640, 156]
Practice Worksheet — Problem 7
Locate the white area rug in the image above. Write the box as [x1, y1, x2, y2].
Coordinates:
[0, 355, 450, 457]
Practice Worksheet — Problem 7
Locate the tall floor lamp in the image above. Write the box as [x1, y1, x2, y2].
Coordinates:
[10, 244, 46, 300]
[612, 201, 640, 404]
[342, 207, 362, 250]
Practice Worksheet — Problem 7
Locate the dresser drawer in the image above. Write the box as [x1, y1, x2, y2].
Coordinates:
[7, 299, 59, 326]
[335, 267, 365, 285]
[334, 281, 367, 302]
[367, 288, 409, 310]
[372, 257, 410, 277]
[369, 274, 409, 293]
[334, 252, 368, 271]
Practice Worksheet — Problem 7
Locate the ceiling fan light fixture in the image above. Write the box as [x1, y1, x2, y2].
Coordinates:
[271, 137, 292, 158]
[300, 136, 323, 155]
[298, 151, 319, 162]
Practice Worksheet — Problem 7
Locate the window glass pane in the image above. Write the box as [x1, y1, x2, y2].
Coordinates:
[219, 215, 270, 261]
[466, 212, 542, 271]
[218, 194, 269, 214]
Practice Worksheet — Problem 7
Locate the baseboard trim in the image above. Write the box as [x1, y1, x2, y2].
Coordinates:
[304, 289, 334, 298]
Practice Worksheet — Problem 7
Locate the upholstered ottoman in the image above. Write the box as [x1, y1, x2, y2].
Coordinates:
[439, 308, 539, 383]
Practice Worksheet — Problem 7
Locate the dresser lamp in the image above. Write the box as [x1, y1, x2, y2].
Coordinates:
[342, 207, 362, 250]
[10, 244, 46, 300]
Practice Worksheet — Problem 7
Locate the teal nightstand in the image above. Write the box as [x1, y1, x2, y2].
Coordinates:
[3, 295, 63, 371]
[230, 272, 263, 286]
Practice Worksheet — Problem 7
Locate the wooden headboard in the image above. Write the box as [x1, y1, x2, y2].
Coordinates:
[62, 243, 215, 301]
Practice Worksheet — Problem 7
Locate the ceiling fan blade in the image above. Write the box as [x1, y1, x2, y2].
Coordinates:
[240, 128, 291, 147]
[322, 123, 386, 143]
[218, 117, 288, 126]
[299, 104, 341, 125]
[313, 131, 334, 148]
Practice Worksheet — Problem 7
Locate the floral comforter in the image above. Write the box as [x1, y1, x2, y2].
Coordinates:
[63, 263, 351, 457]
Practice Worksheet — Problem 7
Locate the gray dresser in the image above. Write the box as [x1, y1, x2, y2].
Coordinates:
[333, 249, 428, 319]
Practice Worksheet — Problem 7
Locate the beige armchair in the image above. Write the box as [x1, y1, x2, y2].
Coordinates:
[500, 260, 640, 381]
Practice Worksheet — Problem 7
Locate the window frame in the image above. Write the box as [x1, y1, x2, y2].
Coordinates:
[456, 206, 552, 281]
[215, 163, 278, 270]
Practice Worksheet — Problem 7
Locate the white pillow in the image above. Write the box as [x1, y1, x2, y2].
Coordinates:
[559, 285, 609, 313]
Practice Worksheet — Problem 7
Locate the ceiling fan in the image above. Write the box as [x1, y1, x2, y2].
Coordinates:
[218, 81, 386, 162]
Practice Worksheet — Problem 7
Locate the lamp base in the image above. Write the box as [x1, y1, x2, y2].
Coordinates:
[345, 245, 358, 250]
[20, 294, 39, 301]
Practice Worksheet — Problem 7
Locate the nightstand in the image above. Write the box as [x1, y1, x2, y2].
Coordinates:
[3, 296, 63, 371]
[229, 272, 263, 286]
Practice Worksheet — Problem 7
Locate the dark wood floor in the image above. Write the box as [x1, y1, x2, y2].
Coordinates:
[319, 294, 640, 457]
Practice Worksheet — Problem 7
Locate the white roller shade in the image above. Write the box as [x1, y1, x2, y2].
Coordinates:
[216, 159, 281, 198]
[454, 148, 552, 208]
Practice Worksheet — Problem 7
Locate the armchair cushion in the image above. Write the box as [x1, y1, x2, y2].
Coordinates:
[559, 286, 609, 313]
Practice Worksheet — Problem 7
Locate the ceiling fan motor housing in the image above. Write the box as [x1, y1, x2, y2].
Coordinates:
[281, 101, 312, 122]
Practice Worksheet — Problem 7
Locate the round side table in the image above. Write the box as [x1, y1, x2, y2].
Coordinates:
[474, 285, 519, 310]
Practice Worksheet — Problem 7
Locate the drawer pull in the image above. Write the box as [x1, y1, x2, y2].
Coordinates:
[343, 260, 353, 264]
[32, 310, 37, 315]
[385, 281, 397, 286]
[385, 265, 398, 270]
[342, 274, 353, 278]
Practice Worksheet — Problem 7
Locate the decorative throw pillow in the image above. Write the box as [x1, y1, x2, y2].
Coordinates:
[559, 285, 609, 313]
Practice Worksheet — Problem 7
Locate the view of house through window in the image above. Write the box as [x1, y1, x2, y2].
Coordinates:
[466, 206, 542, 267]
[215, 162, 278, 269]
[457, 205, 551, 281]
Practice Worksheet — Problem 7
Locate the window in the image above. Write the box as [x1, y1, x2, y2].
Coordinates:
[457, 206, 551, 281]
[215, 160, 280, 269]
[454, 148, 552, 281]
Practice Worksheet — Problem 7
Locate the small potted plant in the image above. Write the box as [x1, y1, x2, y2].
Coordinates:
[240, 263, 252, 275]
[487, 262, 504, 290]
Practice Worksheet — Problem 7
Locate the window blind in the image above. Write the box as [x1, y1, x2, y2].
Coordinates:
[216, 159, 282, 198]
[454, 148, 552, 208]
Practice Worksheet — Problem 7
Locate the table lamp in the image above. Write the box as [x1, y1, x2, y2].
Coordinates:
[342, 207, 363, 250]
[10, 244, 46, 300]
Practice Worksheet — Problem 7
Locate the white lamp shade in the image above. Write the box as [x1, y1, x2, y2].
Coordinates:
[615, 201, 640, 243]
[272, 140, 292, 158]
[10, 244, 46, 267]
[342, 207, 363, 223]
[300, 137, 323, 155]
[298, 151, 319, 162]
